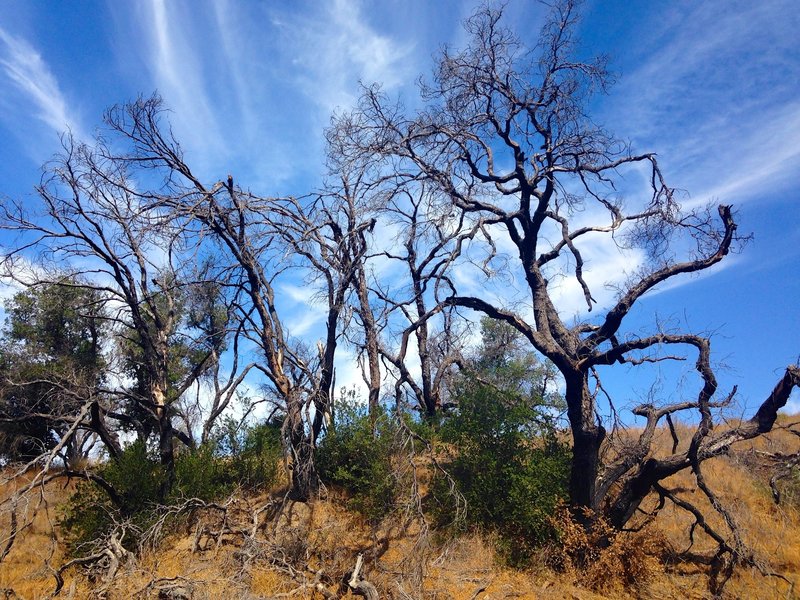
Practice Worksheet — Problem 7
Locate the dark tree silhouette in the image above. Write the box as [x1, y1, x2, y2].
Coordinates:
[334, 2, 800, 570]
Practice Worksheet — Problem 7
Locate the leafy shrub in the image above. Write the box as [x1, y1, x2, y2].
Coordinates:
[221, 418, 284, 491]
[60, 441, 165, 555]
[173, 442, 232, 501]
[316, 400, 399, 523]
[431, 383, 571, 567]
[61, 422, 284, 557]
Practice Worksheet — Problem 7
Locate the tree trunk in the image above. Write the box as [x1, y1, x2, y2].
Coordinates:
[606, 458, 668, 529]
[354, 265, 381, 424]
[158, 414, 176, 501]
[90, 400, 122, 459]
[312, 307, 340, 444]
[286, 398, 318, 501]
[290, 442, 319, 501]
[565, 376, 605, 514]
[154, 384, 176, 501]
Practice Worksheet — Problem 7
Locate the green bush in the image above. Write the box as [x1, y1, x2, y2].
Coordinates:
[173, 442, 231, 501]
[316, 400, 399, 523]
[60, 441, 165, 555]
[61, 422, 284, 557]
[431, 383, 571, 567]
[222, 418, 284, 491]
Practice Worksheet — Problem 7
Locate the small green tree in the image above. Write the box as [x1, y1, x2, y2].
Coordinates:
[432, 318, 570, 566]
[316, 394, 400, 523]
[0, 281, 107, 464]
[215, 415, 284, 492]
[470, 318, 565, 416]
[60, 440, 164, 554]
[114, 269, 230, 498]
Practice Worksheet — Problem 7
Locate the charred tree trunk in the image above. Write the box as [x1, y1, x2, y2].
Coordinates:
[354, 264, 382, 423]
[158, 414, 176, 501]
[285, 394, 318, 501]
[411, 269, 437, 420]
[565, 375, 606, 513]
[290, 441, 318, 501]
[155, 380, 176, 501]
[311, 302, 344, 444]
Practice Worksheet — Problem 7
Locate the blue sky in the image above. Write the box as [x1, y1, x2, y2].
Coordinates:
[0, 0, 798, 417]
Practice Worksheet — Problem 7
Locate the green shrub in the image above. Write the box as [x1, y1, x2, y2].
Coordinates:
[60, 423, 284, 557]
[172, 442, 232, 501]
[224, 419, 284, 491]
[431, 383, 571, 567]
[61, 440, 165, 555]
[316, 400, 399, 523]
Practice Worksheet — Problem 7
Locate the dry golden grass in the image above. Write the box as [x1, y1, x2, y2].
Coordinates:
[0, 417, 797, 599]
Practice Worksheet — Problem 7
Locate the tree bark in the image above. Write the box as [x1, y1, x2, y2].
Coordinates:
[354, 264, 381, 423]
[565, 376, 605, 512]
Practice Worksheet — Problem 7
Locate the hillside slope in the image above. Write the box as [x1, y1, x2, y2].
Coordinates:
[1, 418, 798, 599]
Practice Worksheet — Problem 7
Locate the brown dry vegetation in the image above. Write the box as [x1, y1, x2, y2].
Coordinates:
[1, 417, 798, 599]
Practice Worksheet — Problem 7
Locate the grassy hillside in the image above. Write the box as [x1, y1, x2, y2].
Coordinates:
[1, 417, 798, 599]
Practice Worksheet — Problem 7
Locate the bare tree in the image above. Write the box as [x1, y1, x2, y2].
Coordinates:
[336, 0, 800, 546]
[175, 186, 374, 498]
[321, 131, 384, 421]
[0, 122, 228, 498]
[91, 96, 376, 499]
[326, 114, 478, 421]
[370, 181, 470, 419]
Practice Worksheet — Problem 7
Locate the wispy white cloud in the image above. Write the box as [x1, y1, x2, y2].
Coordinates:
[280, 282, 316, 305]
[272, 0, 415, 118]
[134, 0, 227, 175]
[107, 0, 419, 191]
[279, 282, 328, 337]
[333, 346, 370, 398]
[684, 103, 800, 209]
[602, 0, 800, 208]
[0, 27, 84, 141]
[558, 0, 800, 315]
[286, 309, 325, 338]
[210, 0, 259, 147]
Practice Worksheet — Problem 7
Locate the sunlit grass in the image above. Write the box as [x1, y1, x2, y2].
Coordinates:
[0, 418, 797, 598]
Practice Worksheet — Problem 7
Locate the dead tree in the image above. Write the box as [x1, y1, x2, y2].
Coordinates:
[321, 130, 384, 421]
[95, 96, 374, 499]
[182, 187, 374, 499]
[165, 183, 321, 500]
[336, 0, 800, 540]
[0, 122, 229, 498]
[369, 181, 471, 420]
[326, 115, 475, 420]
